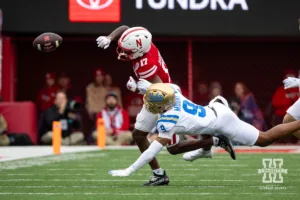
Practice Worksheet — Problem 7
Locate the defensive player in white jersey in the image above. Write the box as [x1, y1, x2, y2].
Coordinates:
[109, 83, 300, 177]
[282, 77, 300, 139]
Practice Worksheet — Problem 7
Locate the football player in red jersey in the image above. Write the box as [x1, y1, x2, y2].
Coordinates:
[96, 26, 234, 185]
[96, 26, 175, 186]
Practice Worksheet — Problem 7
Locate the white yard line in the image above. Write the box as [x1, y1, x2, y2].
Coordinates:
[0, 193, 227, 196]
[1, 145, 299, 163]
[0, 152, 106, 171]
[0, 186, 119, 188]
[46, 168, 100, 171]
[41, 168, 245, 172]
[171, 164, 248, 167]
[0, 192, 297, 196]
[0, 185, 296, 190]
[0, 179, 247, 182]
[5, 173, 98, 176]
[43, 168, 233, 171]
[241, 173, 258, 176]
[0, 185, 227, 188]
[4, 173, 200, 177]
[0, 146, 100, 162]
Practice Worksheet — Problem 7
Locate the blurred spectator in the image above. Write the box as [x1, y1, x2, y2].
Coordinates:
[235, 82, 266, 130]
[104, 74, 123, 107]
[93, 92, 132, 145]
[0, 114, 9, 146]
[37, 73, 60, 112]
[0, 114, 7, 134]
[86, 69, 108, 119]
[124, 93, 144, 129]
[194, 82, 209, 105]
[272, 69, 299, 126]
[0, 92, 2, 101]
[39, 91, 84, 145]
[58, 73, 75, 99]
[228, 97, 246, 122]
[0, 114, 33, 146]
[209, 81, 222, 100]
[172, 80, 188, 97]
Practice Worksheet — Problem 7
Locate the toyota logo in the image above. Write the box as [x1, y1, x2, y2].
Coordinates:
[76, 0, 114, 10]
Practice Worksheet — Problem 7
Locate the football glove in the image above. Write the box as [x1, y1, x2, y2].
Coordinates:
[109, 169, 130, 177]
[109, 166, 135, 177]
[126, 76, 137, 92]
[137, 79, 152, 95]
[283, 77, 300, 89]
[96, 36, 111, 49]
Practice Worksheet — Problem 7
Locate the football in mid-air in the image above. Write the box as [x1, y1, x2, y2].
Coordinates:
[33, 32, 63, 52]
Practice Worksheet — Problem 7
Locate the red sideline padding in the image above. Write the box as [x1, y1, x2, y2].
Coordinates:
[0, 102, 37, 144]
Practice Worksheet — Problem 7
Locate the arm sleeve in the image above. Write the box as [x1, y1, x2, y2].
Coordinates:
[128, 140, 164, 173]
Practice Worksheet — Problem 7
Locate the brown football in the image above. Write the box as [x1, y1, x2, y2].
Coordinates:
[33, 32, 63, 52]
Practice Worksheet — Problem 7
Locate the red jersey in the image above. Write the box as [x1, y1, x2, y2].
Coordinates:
[37, 85, 60, 112]
[132, 43, 172, 83]
[272, 86, 299, 116]
[96, 106, 130, 135]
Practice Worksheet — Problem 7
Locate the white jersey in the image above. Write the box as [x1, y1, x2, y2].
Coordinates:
[134, 84, 182, 146]
[156, 91, 259, 146]
[156, 91, 217, 138]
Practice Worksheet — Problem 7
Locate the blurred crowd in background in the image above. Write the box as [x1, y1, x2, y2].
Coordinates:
[194, 69, 300, 134]
[35, 68, 134, 146]
[1, 67, 299, 146]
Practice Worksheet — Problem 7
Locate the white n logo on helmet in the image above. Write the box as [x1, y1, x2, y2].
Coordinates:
[76, 0, 114, 10]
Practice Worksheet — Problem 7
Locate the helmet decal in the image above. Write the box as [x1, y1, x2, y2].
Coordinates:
[149, 92, 165, 103]
[136, 39, 142, 47]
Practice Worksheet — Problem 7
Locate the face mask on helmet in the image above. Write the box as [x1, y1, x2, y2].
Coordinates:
[144, 102, 165, 114]
[116, 46, 134, 61]
[116, 41, 145, 61]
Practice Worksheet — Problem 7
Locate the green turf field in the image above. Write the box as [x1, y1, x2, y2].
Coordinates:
[0, 149, 299, 200]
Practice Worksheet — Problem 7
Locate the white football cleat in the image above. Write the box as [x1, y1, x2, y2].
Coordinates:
[183, 149, 213, 162]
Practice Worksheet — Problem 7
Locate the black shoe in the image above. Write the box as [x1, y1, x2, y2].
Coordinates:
[217, 135, 236, 160]
[143, 170, 169, 186]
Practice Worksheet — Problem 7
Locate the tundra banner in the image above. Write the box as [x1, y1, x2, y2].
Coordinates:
[0, 0, 299, 36]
